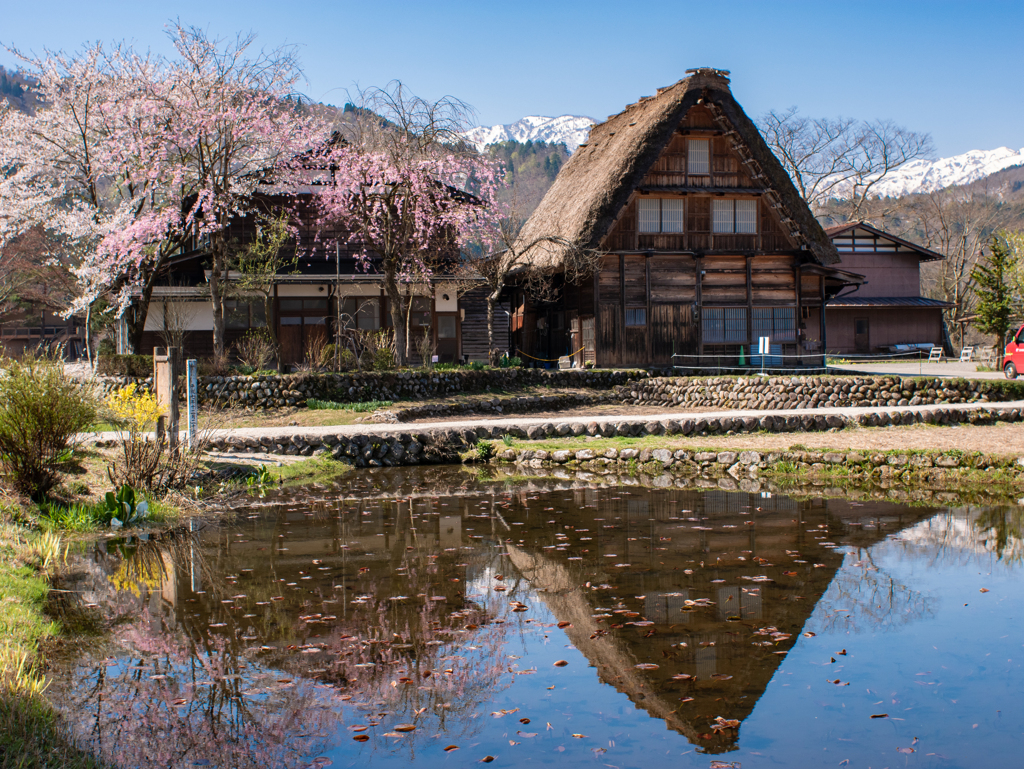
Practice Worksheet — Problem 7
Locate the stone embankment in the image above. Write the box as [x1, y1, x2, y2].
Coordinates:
[179, 403, 1024, 468]
[94, 371, 1024, 418]
[618, 375, 1024, 410]
[191, 369, 635, 409]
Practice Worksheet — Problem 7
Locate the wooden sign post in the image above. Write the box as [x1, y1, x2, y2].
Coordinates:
[153, 347, 180, 448]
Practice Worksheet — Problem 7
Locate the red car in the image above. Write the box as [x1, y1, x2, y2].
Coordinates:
[1004, 324, 1024, 378]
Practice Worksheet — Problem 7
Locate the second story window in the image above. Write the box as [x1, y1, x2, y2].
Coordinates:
[638, 198, 684, 233]
[688, 139, 710, 175]
[712, 199, 758, 234]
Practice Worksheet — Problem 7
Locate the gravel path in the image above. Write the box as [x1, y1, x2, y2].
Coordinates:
[84, 399, 1024, 444]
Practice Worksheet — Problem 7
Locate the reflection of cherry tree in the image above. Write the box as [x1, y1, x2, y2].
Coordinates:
[58, 617, 336, 768]
[57, 530, 513, 766]
[811, 550, 933, 635]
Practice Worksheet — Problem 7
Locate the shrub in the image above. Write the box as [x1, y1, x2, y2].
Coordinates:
[105, 385, 206, 492]
[234, 329, 275, 373]
[0, 353, 97, 498]
[358, 329, 397, 372]
[497, 355, 523, 369]
[466, 360, 488, 371]
[95, 354, 153, 378]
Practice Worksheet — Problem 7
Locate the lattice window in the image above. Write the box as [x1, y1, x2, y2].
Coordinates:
[752, 306, 796, 343]
[702, 307, 747, 343]
[688, 139, 710, 175]
[625, 307, 647, 327]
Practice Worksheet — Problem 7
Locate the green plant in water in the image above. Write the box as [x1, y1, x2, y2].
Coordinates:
[474, 441, 495, 461]
[501, 434, 514, 447]
[102, 485, 149, 529]
[245, 464, 276, 497]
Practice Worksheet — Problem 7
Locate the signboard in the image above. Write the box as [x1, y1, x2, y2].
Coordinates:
[186, 359, 199, 450]
[758, 336, 770, 355]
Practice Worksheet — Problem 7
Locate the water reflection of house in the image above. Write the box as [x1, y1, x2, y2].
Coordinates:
[506, 489, 936, 753]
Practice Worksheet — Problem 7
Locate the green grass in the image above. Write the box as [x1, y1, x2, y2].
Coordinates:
[307, 398, 393, 412]
[0, 509, 105, 768]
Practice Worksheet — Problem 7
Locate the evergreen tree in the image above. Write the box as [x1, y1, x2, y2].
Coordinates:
[972, 234, 1018, 350]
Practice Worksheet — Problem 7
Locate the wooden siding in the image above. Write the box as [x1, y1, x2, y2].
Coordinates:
[460, 287, 509, 362]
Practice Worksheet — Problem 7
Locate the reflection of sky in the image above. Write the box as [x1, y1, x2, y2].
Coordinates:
[738, 533, 1024, 767]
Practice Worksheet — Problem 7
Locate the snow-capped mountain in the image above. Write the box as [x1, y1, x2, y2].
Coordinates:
[461, 115, 596, 153]
[869, 146, 1024, 196]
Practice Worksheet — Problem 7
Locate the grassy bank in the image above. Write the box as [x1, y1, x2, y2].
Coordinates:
[0, 502, 104, 768]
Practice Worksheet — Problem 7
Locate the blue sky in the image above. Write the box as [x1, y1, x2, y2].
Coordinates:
[2, 0, 1022, 157]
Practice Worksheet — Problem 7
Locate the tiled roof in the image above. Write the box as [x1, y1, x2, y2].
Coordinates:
[827, 296, 955, 308]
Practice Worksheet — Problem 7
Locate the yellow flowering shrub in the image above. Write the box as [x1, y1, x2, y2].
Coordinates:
[106, 384, 164, 432]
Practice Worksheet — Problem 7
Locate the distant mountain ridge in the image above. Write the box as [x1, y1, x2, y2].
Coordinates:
[869, 146, 1024, 196]
[461, 115, 596, 153]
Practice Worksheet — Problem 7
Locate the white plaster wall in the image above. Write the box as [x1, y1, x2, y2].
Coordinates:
[144, 302, 214, 332]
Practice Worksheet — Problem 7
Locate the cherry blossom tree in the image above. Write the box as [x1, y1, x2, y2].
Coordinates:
[155, 22, 330, 360]
[0, 43, 183, 352]
[311, 83, 502, 366]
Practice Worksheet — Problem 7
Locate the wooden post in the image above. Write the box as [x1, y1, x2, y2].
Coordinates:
[153, 347, 180, 448]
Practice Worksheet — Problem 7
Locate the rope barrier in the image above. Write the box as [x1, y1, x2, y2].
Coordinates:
[670, 350, 929, 361]
[514, 346, 588, 363]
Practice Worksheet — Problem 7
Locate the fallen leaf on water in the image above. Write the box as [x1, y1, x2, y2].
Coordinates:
[635, 663, 659, 670]
[509, 740, 520, 746]
[443, 745, 459, 752]
[171, 698, 187, 706]
[553, 660, 568, 667]
[897, 747, 915, 754]
[546, 685, 555, 689]
[481, 756, 495, 763]
[672, 674, 694, 681]
[348, 725, 367, 732]
[352, 734, 369, 742]
[711, 674, 733, 681]
[546, 722, 553, 730]
[394, 724, 416, 732]
[803, 632, 816, 637]
[784, 571, 798, 576]
[870, 713, 889, 719]
[518, 732, 538, 738]
[383, 732, 404, 738]
[557, 621, 572, 629]
[519, 718, 531, 724]
[980, 588, 990, 593]
[571, 733, 587, 738]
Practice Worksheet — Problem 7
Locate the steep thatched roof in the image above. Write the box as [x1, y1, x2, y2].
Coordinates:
[516, 68, 839, 267]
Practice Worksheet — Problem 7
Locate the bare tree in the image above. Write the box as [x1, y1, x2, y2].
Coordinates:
[461, 188, 601, 364]
[759, 108, 934, 220]
[900, 185, 1009, 348]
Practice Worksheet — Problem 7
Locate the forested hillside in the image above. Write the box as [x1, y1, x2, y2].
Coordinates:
[484, 139, 570, 216]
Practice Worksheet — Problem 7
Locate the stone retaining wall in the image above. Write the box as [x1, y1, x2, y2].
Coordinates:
[118, 403, 1024, 469]
[619, 375, 1024, 410]
[198, 368, 641, 409]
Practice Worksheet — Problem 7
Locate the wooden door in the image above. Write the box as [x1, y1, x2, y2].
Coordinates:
[436, 314, 459, 362]
[280, 322, 302, 365]
[854, 317, 869, 353]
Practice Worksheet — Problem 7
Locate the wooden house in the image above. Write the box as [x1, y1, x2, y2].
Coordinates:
[512, 68, 862, 370]
[123, 192, 505, 367]
[823, 222, 953, 354]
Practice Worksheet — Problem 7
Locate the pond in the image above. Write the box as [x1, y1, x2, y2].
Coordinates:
[53, 466, 1024, 768]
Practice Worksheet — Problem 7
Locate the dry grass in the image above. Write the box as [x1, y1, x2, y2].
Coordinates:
[499, 422, 1024, 459]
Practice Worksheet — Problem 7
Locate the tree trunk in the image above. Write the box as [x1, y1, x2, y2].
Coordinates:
[486, 290, 499, 365]
[209, 233, 227, 361]
[124, 271, 157, 354]
[384, 276, 406, 367]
